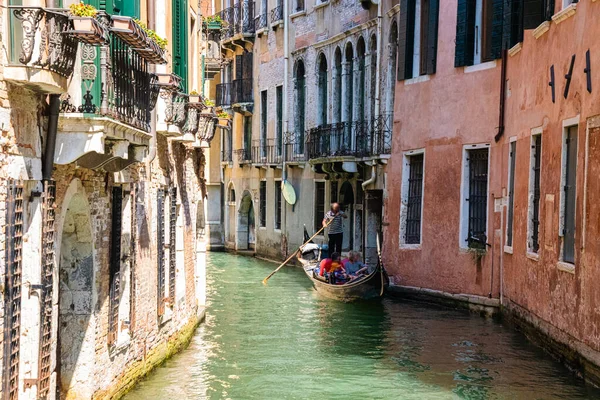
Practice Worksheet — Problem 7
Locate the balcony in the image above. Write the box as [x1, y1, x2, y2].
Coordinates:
[204, 57, 222, 80]
[232, 78, 253, 105]
[235, 148, 252, 165]
[216, 83, 232, 108]
[55, 28, 161, 172]
[5, 6, 79, 93]
[270, 2, 284, 28]
[306, 115, 392, 162]
[216, 1, 255, 43]
[251, 139, 283, 167]
[255, 13, 268, 35]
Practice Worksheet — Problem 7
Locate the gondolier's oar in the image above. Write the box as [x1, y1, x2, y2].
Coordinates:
[262, 215, 337, 285]
[376, 233, 385, 296]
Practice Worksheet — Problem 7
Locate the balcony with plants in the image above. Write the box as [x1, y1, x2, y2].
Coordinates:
[212, 1, 255, 45]
[54, 3, 168, 173]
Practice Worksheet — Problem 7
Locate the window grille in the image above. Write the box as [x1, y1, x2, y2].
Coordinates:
[330, 181, 338, 204]
[507, 141, 516, 247]
[467, 149, 489, 246]
[274, 183, 282, 230]
[169, 188, 177, 306]
[406, 154, 424, 244]
[157, 189, 166, 316]
[259, 181, 267, 228]
[276, 86, 283, 157]
[314, 182, 325, 233]
[4, 181, 23, 400]
[563, 127, 577, 264]
[108, 187, 123, 344]
[531, 135, 542, 253]
[38, 181, 56, 399]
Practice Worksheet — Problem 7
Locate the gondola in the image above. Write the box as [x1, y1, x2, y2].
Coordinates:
[298, 244, 389, 302]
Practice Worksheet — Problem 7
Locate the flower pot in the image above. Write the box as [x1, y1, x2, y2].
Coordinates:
[156, 73, 181, 89]
[206, 21, 222, 30]
[111, 16, 147, 48]
[69, 17, 107, 46]
[218, 118, 231, 127]
[189, 95, 201, 103]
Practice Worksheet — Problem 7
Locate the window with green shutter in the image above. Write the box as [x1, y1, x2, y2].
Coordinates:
[172, 0, 189, 92]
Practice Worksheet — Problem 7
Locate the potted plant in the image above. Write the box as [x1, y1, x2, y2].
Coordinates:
[111, 15, 147, 48]
[217, 111, 231, 127]
[189, 90, 201, 104]
[134, 19, 168, 64]
[204, 15, 224, 30]
[68, 2, 107, 45]
[156, 73, 182, 90]
[205, 98, 215, 107]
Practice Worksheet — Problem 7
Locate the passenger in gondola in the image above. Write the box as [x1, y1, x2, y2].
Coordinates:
[342, 251, 368, 280]
[319, 252, 344, 282]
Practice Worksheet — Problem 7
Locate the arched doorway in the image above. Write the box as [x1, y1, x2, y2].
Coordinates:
[58, 184, 95, 400]
[237, 191, 255, 251]
[339, 181, 354, 252]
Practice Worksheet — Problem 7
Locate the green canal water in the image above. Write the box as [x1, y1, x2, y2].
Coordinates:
[125, 253, 600, 399]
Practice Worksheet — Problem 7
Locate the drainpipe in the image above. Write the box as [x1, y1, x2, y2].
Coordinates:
[146, 0, 158, 165]
[281, 0, 290, 255]
[362, 161, 376, 190]
[42, 94, 60, 181]
[494, 49, 508, 143]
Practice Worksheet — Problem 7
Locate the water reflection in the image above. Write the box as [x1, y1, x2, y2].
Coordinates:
[125, 254, 600, 400]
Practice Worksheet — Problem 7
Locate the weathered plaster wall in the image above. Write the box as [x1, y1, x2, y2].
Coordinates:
[384, 0, 503, 298]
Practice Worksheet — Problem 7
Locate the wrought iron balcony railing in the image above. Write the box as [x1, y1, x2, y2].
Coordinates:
[270, 3, 284, 24]
[251, 139, 283, 165]
[255, 13, 268, 31]
[232, 78, 253, 104]
[235, 148, 252, 164]
[61, 31, 160, 133]
[222, 148, 234, 163]
[7, 7, 78, 87]
[306, 114, 393, 160]
[284, 139, 308, 162]
[217, 1, 255, 41]
[216, 83, 232, 108]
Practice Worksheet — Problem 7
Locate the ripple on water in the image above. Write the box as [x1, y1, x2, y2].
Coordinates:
[125, 253, 600, 400]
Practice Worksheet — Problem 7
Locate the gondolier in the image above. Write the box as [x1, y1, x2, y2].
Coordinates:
[322, 203, 347, 254]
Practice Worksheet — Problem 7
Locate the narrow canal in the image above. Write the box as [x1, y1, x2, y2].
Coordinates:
[126, 253, 600, 399]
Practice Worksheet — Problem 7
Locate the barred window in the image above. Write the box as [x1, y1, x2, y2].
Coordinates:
[405, 154, 424, 244]
[506, 141, 517, 247]
[466, 148, 489, 247]
[562, 126, 578, 264]
[275, 182, 282, 230]
[260, 181, 267, 228]
[529, 134, 542, 253]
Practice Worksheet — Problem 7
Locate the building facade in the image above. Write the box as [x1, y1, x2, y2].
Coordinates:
[385, 0, 600, 385]
[0, 0, 214, 399]
[207, 0, 400, 263]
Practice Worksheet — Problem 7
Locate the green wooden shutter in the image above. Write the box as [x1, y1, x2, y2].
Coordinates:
[490, 0, 504, 60]
[235, 55, 244, 80]
[121, 0, 140, 18]
[397, 0, 415, 81]
[454, 0, 476, 67]
[426, 0, 440, 75]
[502, 0, 523, 51]
[173, 0, 188, 92]
[523, 0, 545, 28]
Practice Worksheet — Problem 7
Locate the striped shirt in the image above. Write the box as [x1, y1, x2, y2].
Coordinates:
[325, 211, 345, 235]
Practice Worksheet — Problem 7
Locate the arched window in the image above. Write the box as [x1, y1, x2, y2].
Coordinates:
[228, 184, 236, 203]
[294, 60, 306, 153]
[333, 47, 343, 123]
[369, 34, 377, 120]
[317, 53, 328, 127]
[356, 37, 366, 123]
[386, 21, 398, 116]
[343, 43, 354, 124]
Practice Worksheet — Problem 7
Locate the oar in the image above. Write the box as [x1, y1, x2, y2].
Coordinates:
[376, 233, 385, 296]
[262, 216, 337, 285]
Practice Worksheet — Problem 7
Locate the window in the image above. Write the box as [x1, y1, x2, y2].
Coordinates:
[294, 60, 306, 153]
[157, 189, 167, 316]
[261, 90, 268, 158]
[330, 181, 338, 204]
[461, 147, 489, 247]
[561, 126, 578, 264]
[244, 116, 252, 160]
[356, 38, 366, 123]
[400, 152, 425, 245]
[528, 133, 542, 254]
[229, 185, 236, 203]
[295, 0, 304, 12]
[259, 181, 267, 228]
[506, 140, 517, 248]
[523, 1, 554, 29]
[562, 0, 575, 9]
[317, 54, 328, 126]
[314, 182, 326, 233]
[276, 86, 283, 157]
[398, 0, 440, 80]
[274, 181, 282, 230]
[109, 187, 123, 344]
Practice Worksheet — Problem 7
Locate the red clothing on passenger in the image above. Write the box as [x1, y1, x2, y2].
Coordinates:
[319, 259, 343, 276]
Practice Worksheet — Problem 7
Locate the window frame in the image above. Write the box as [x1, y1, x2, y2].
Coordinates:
[559, 122, 579, 267]
[274, 180, 282, 231]
[400, 149, 426, 248]
[505, 137, 517, 251]
[527, 128, 543, 258]
[259, 180, 267, 228]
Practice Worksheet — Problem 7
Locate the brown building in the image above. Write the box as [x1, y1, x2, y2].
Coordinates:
[385, 0, 600, 385]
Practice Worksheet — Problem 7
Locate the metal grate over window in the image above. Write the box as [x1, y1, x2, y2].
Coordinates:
[467, 149, 489, 246]
[157, 189, 166, 316]
[563, 127, 578, 264]
[169, 188, 177, 306]
[506, 142, 517, 247]
[38, 181, 56, 399]
[108, 187, 123, 344]
[4, 181, 23, 400]
[314, 182, 325, 233]
[405, 154, 424, 244]
[531, 135, 542, 253]
[259, 181, 267, 228]
[274, 183, 282, 230]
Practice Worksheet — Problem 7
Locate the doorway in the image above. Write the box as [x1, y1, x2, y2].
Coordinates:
[364, 190, 383, 266]
[339, 181, 354, 252]
[237, 191, 255, 251]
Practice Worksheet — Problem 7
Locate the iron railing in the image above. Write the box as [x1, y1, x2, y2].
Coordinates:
[255, 13, 268, 31]
[216, 83, 232, 107]
[60, 30, 160, 133]
[305, 114, 393, 160]
[164, 92, 189, 129]
[217, 1, 255, 41]
[270, 2, 284, 23]
[232, 78, 253, 104]
[8, 7, 78, 79]
[251, 139, 283, 165]
[284, 140, 307, 162]
[235, 148, 252, 164]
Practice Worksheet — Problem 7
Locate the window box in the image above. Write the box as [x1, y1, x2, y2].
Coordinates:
[69, 16, 108, 46]
[135, 38, 167, 64]
[110, 16, 147, 48]
[206, 21, 222, 30]
[218, 118, 231, 127]
[156, 73, 182, 90]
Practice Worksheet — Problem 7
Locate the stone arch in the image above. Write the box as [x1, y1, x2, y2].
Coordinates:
[237, 190, 255, 251]
[317, 52, 328, 126]
[55, 179, 96, 400]
[333, 46, 343, 123]
[293, 59, 306, 153]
